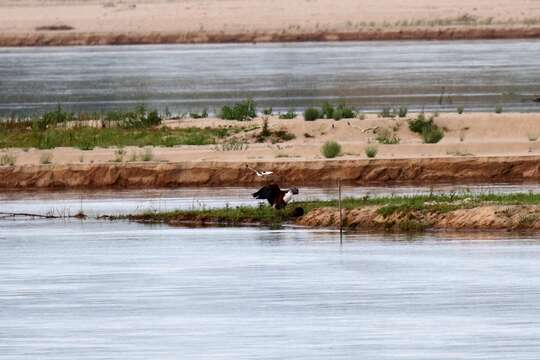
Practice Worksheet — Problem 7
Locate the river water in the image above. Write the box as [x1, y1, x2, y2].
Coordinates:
[2, 186, 540, 358]
[2, 219, 540, 359]
[1, 40, 540, 116]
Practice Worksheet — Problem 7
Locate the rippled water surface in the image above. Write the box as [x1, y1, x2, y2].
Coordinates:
[2, 186, 540, 359]
[1, 40, 540, 115]
[2, 219, 540, 359]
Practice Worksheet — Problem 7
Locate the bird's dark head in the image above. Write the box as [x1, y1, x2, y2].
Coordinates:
[289, 186, 299, 195]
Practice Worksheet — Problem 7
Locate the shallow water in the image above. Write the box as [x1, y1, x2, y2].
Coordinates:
[1, 40, 540, 116]
[2, 218, 540, 359]
[1, 183, 540, 217]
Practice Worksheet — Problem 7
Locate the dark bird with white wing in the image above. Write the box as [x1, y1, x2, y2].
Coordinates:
[252, 183, 299, 209]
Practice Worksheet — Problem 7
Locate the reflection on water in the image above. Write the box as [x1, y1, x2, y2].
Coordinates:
[1, 40, 540, 115]
[1, 183, 539, 217]
[1, 219, 540, 359]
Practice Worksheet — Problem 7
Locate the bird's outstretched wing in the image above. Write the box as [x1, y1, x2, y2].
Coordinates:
[252, 184, 281, 205]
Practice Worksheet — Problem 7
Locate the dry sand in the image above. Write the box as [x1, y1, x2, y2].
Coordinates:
[4, 112, 540, 166]
[2, 112, 540, 188]
[1, 0, 540, 45]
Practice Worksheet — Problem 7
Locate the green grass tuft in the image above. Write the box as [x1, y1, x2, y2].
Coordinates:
[321, 141, 342, 158]
[219, 99, 257, 121]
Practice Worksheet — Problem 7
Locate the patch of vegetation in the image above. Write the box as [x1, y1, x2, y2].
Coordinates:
[279, 109, 297, 119]
[255, 118, 295, 143]
[378, 107, 395, 118]
[216, 138, 249, 151]
[528, 133, 539, 142]
[105, 105, 161, 128]
[303, 103, 355, 121]
[219, 99, 257, 121]
[408, 113, 444, 143]
[375, 127, 400, 144]
[303, 107, 321, 121]
[120, 192, 540, 230]
[495, 106, 503, 114]
[365, 145, 378, 158]
[0, 126, 230, 150]
[396, 106, 408, 118]
[126, 203, 293, 227]
[321, 141, 342, 158]
[262, 107, 273, 115]
[189, 109, 208, 119]
[422, 127, 444, 144]
[457, 106, 464, 114]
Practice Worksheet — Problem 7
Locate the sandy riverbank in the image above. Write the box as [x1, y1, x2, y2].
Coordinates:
[1, 0, 540, 46]
[2, 113, 540, 189]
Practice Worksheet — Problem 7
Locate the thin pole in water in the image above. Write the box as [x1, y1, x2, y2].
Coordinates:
[338, 179, 343, 243]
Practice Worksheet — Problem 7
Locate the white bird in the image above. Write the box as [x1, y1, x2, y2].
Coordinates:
[246, 165, 273, 177]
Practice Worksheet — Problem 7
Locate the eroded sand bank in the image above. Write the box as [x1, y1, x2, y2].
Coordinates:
[1, 156, 540, 189]
[2, 113, 540, 189]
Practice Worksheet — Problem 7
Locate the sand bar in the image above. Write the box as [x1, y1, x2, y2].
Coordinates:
[1, 0, 540, 46]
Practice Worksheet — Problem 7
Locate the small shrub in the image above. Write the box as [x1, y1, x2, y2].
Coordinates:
[376, 127, 400, 144]
[365, 145, 378, 158]
[321, 102, 334, 119]
[495, 106, 503, 114]
[189, 109, 208, 119]
[217, 138, 248, 151]
[262, 107, 273, 115]
[332, 108, 343, 120]
[336, 103, 355, 119]
[321, 141, 341, 158]
[457, 106, 464, 114]
[379, 107, 395, 118]
[260, 118, 271, 137]
[304, 107, 321, 121]
[422, 127, 444, 143]
[105, 105, 162, 128]
[409, 113, 432, 133]
[274, 130, 296, 142]
[219, 99, 256, 121]
[357, 113, 366, 120]
[279, 109, 297, 119]
[528, 133, 539, 142]
[40, 105, 74, 129]
[397, 106, 408, 118]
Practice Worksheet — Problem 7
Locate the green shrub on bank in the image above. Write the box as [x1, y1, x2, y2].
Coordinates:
[105, 105, 161, 128]
[321, 141, 341, 158]
[408, 113, 445, 143]
[303, 102, 355, 121]
[189, 109, 208, 119]
[219, 99, 257, 121]
[422, 127, 444, 143]
[365, 145, 378, 158]
[304, 107, 321, 121]
[279, 109, 297, 119]
[0, 126, 229, 150]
